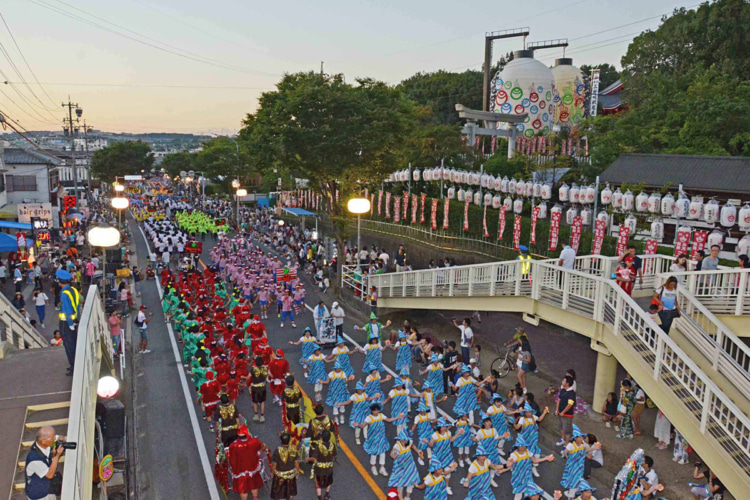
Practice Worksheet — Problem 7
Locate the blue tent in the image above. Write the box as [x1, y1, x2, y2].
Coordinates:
[0, 233, 32, 253]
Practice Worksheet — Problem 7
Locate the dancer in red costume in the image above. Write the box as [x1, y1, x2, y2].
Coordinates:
[269, 348, 290, 405]
[227, 425, 267, 500]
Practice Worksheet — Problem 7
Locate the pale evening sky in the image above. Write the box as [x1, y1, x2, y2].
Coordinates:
[1, 0, 694, 134]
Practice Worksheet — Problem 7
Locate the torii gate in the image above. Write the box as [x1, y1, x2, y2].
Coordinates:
[455, 103, 528, 159]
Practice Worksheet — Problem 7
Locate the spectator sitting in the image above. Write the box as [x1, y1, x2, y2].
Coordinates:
[691, 463, 724, 500]
[601, 392, 620, 430]
[584, 434, 603, 479]
[50, 330, 63, 347]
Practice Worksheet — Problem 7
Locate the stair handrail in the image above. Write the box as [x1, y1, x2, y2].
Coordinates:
[0, 290, 47, 349]
[657, 267, 750, 316]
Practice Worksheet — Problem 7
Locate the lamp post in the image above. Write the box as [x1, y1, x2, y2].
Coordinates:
[111, 196, 129, 231]
[236, 188, 247, 230]
[87, 224, 121, 305]
[347, 198, 371, 269]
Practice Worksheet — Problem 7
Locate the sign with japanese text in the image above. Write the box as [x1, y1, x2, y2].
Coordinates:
[616, 226, 631, 257]
[498, 206, 506, 241]
[513, 215, 522, 250]
[592, 219, 606, 255]
[571, 216, 583, 252]
[530, 206, 540, 245]
[549, 210, 561, 251]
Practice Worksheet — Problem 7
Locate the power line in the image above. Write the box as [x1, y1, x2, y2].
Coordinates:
[0, 12, 59, 107]
[0, 40, 60, 120]
[0, 85, 58, 126]
[4, 81, 274, 90]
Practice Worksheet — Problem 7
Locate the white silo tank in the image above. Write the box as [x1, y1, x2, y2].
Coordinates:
[550, 58, 586, 133]
[493, 50, 555, 137]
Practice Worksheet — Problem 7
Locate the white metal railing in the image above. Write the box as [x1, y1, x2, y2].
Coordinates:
[0, 290, 47, 349]
[658, 268, 750, 316]
[62, 286, 114, 500]
[369, 259, 750, 483]
[341, 264, 368, 302]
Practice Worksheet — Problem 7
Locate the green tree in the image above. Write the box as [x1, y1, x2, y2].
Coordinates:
[90, 141, 154, 183]
[160, 151, 193, 178]
[580, 63, 620, 89]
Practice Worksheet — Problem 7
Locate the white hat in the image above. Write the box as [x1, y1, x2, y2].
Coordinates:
[469, 358, 477, 363]
[332, 302, 339, 308]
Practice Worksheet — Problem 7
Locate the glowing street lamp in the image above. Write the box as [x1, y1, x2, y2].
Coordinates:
[87, 224, 120, 304]
[114, 184, 125, 193]
[236, 188, 248, 197]
[97, 376, 120, 398]
[231, 179, 241, 189]
[348, 198, 371, 268]
[111, 197, 129, 228]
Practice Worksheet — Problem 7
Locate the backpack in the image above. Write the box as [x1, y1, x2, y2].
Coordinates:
[528, 354, 537, 373]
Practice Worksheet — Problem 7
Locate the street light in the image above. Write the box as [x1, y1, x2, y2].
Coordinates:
[347, 198, 371, 268]
[87, 223, 120, 305]
[97, 376, 120, 398]
[232, 179, 241, 189]
[278, 220, 285, 227]
[111, 197, 129, 229]
[114, 184, 125, 193]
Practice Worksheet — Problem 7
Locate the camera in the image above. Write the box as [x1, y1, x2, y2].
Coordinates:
[53, 440, 77, 450]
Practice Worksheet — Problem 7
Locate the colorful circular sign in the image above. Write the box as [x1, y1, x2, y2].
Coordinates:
[510, 87, 523, 100]
[495, 90, 508, 105]
[514, 104, 525, 114]
[100, 454, 114, 482]
[529, 92, 539, 103]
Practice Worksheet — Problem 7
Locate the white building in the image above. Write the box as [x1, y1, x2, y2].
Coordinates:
[0, 146, 62, 222]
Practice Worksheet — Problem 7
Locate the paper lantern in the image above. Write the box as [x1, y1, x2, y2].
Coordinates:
[483, 192, 492, 207]
[513, 198, 524, 214]
[515, 180, 524, 197]
[651, 219, 664, 240]
[635, 192, 649, 213]
[624, 214, 637, 235]
[570, 184, 580, 204]
[611, 188, 623, 209]
[480, 174, 489, 188]
[704, 200, 719, 224]
[508, 178, 517, 195]
[460, 171, 469, 184]
[621, 190, 634, 211]
[503, 196, 513, 211]
[737, 234, 750, 256]
[537, 202, 548, 219]
[566, 206, 578, 225]
[473, 191, 481, 206]
[413, 168, 421, 182]
[465, 188, 474, 203]
[533, 182, 542, 198]
[688, 198, 703, 220]
[661, 194, 675, 216]
[443, 168, 450, 181]
[558, 183, 569, 202]
[457, 188, 465, 201]
[492, 176, 501, 191]
[720, 202, 737, 228]
[449, 169, 457, 182]
[551, 203, 563, 218]
[647, 193, 661, 214]
[584, 185, 596, 204]
[492, 195, 502, 209]
[675, 195, 690, 218]
[447, 186, 456, 199]
[471, 172, 481, 186]
[600, 185, 612, 205]
[707, 229, 723, 249]
[500, 176, 509, 193]
[738, 204, 750, 230]
[581, 207, 592, 226]
[525, 181, 534, 198]
[541, 183, 552, 200]
[597, 210, 609, 226]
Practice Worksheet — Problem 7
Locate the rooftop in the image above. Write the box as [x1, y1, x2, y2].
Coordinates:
[1, 148, 61, 166]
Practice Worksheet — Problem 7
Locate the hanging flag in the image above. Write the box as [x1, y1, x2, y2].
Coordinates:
[491, 136, 497, 154]
[549, 210, 561, 251]
[513, 215, 522, 250]
[335, 189, 339, 203]
[584, 136, 589, 157]
[576, 137, 581, 157]
[567, 138, 573, 157]
[431, 199, 438, 230]
[644, 239, 658, 255]
[378, 190, 383, 216]
[691, 230, 709, 261]
[443, 198, 450, 230]
[616, 226, 631, 257]
[498, 206, 506, 241]
[531, 206, 540, 244]
[402, 191, 409, 220]
[562, 139, 567, 156]
[420, 193, 427, 223]
[463, 197, 471, 231]
[571, 216, 583, 252]
[364, 188, 369, 200]
[531, 137, 537, 154]
[394, 196, 401, 223]
[592, 219, 606, 255]
[385, 192, 391, 219]
[369, 193, 375, 216]
[482, 205, 489, 238]
[674, 228, 692, 257]
[411, 194, 418, 224]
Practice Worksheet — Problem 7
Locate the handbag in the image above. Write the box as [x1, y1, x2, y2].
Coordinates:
[49, 471, 63, 495]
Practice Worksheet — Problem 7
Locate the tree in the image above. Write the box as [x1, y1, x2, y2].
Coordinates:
[160, 151, 193, 178]
[90, 141, 154, 183]
[580, 63, 620, 89]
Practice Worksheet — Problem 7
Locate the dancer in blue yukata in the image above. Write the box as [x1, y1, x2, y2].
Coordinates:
[473, 411, 510, 487]
[420, 353, 446, 400]
[561, 425, 598, 499]
[389, 330, 412, 373]
[383, 376, 411, 433]
[424, 417, 463, 496]
[414, 461, 458, 500]
[358, 336, 387, 374]
[320, 359, 354, 425]
[452, 413, 474, 468]
[514, 402, 550, 477]
[460, 441, 508, 499]
[337, 380, 375, 445]
[506, 435, 555, 500]
[326, 336, 354, 378]
[486, 393, 513, 457]
[412, 402, 433, 466]
[451, 365, 481, 425]
[388, 428, 422, 500]
[357, 403, 404, 477]
[364, 368, 391, 404]
[303, 345, 327, 403]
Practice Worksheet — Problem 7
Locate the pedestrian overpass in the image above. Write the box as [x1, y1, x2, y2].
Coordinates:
[359, 255, 750, 499]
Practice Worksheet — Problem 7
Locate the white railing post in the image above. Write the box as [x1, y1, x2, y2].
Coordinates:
[713, 328, 724, 370]
[431, 270, 437, 297]
[389, 275, 394, 298]
[699, 388, 712, 434]
[449, 269, 455, 297]
[562, 271, 570, 310]
[402, 274, 407, 297]
[514, 262, 522, 296]
[468, 267, 475, 296]
[490, 264, 497, 297]
[593, 280, 604, 322]
[613, 295, 623, 335]
[653, 337, 664, 380]
[736, 272, 748, 316]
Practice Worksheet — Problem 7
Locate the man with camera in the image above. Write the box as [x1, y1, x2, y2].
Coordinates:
[25, 426, 68, 500]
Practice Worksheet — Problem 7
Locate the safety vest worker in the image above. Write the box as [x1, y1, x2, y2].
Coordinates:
[517, 245, 531, 277]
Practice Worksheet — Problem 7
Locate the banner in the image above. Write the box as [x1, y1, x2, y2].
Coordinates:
[571, 216, 583, 253]
[498, 206, 506, 241]
[675, 228, 692, 257]
[616, 226, 631, 257]
[364, 188, 369, 200]
[463, 197, 471, 231]
[411, 194, 418, 224]
[394, 196, 401, 223]
[644, 239, 658, 255]
[549, 210, 561, 251]
[431, 199, 438, 230]
[482, 205, 489, 238]
[420, 193, 427, 223]
[378, 190, 383, 216]
[369, 193, 375, 216]
[443, 198, 450, 230]
[385, 192, 391, 219]
[403, 191, 409, 220]
[530, 206, 540, 244]
[513, 215, 522, 251]
[592, 219, 606, 255]
[690, 230, 709, 260]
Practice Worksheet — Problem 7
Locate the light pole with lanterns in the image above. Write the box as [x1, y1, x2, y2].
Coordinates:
[236, 188, 247, 230]
[111, 196, 129, 231]
[347, 198, 371, 269]
[87, 223, 121, 305]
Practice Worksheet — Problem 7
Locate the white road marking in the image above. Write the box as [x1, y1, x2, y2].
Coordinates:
[137, 224, 221, 500]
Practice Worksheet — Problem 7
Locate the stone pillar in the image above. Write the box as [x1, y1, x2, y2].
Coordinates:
[592, 351, 618, 414]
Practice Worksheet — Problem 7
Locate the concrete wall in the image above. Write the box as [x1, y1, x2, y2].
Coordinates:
[5, 163, 51, 205]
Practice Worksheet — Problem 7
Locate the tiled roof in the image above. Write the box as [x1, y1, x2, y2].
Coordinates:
[2, 148, 61, 165]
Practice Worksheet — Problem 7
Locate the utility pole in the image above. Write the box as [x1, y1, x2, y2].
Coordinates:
[62, 99, 82, 201]
[82, 121, 93, 202]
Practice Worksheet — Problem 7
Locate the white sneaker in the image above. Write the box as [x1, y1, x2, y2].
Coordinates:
[446, 486, 453, 496]
[418, 457, 424, 466]
[356, 438, 361, 445]
[142, 349, 151, 354]
[614, 425, 620, 431]
[605, 422, 611, 428]
[532, 467, 540, 478]
[379, 467, 388, 477]
[498, 448, 506, 456]
[457, 458, 464, 467]
[491, 479, 499, 487]
[371, 466, 378, 476]
[280, 323, 284, 327]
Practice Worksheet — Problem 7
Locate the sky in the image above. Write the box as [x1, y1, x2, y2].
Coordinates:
[0, 0, 695, 134]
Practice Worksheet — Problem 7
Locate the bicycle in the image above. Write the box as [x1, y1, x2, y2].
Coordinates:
[490, 346, 518, 378]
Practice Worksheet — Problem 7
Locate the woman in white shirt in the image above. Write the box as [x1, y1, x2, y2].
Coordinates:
[669, 254, 688, 275]
[583, 434, 603, 479]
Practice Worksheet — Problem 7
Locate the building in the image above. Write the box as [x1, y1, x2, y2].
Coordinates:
[598, 79, 625, 115]
[0, 145, 63, 225]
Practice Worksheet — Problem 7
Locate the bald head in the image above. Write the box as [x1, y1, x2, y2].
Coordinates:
[36, 426, 55, 446]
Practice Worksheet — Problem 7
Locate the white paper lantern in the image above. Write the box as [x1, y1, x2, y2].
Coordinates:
[551, 204, 563, 219]
[661, 193, 675, 216]
[566, 206, 578, 225]
[651, 219, 664, 240]
[570, 184, 580, 204]
[484, 192, 493, 206]
[541, 183, 552, 200]
[704, 200, 719, 224]
[597, 210, 609, 226]
[515, 180, 524, 197]
[537, 202, 548, 219]
[513, 198, 524, 214]
[503, 196, 513, 211]
[584, 185, 597, 204]
[500, 176, 509, 193]
[480, 174, 489, 188]
[492, 176, 501, 191]
[492, 195, 502, 209]
[414, 168, 422, 182]
[707, 229, 724, 249]
[443, 168, 450, 181]
[688, 198, 703, 220]
[600, 185, 612, 205]
[558, 183, 569, 202]
[457, 188, 465, 201]
[460, 171, 469, 184]
[533, 182, 542, 198]
[525, 181, 534, 198]
[675, 195, 690, 218]
[449, 169, 457, 183]
[624, 214, 637, 235]
[581, 207, 592, 226]
[635, 192, 649, 213]
[473, 191, 482, 206]
[737, 234, 750, 256]
[447, 186, 456, 199]
[612, 188, 623, 209]
[465, 188, 474, 203]
[648, 193, 661, 214]
[721, 202, 737, 228]
[508, 178, 517, 195]
[739, 204, 750, 230]
[472, 172, 482, 186]
[621, 190, 634, 211]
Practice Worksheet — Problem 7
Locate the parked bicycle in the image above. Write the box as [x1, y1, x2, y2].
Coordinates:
[490, 346, 518, 378]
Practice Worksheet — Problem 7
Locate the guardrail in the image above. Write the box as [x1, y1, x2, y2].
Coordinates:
[658, 268, 750, 316]
[0, 289, 47, 349]
[367, 259, 750, 488]
[62, 286, 114, 500]
[341, 264, 368, 301]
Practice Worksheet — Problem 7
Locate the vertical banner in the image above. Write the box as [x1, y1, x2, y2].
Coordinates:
[442, 198, 450, 230]
[482, 205, 489, 238]
[498, 206, 506, 241]
[571, 216, 583, 252]
[513, 215, 522, 251]
[411, 194, 418, 224]
[394, 197, 401, 223]
[549, 210, 561, 251]
[378, 190, 383, 217]
[420, 193, 427, 223]
[530, 206, 540, 244]
[616, 226, 631, 257]
[644, 239, 658, 255]
[369, 193, 375, 216]
[463, 197, 471, 231]
[431, 199, 438, 230]
[674, 228, 692, 256]
[592, 219, 606, 255]
[403, 191, 409, 220]
[385, 192, 391, 219]
[364, 188, 369, 200]
[691, 230, 709, 260]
